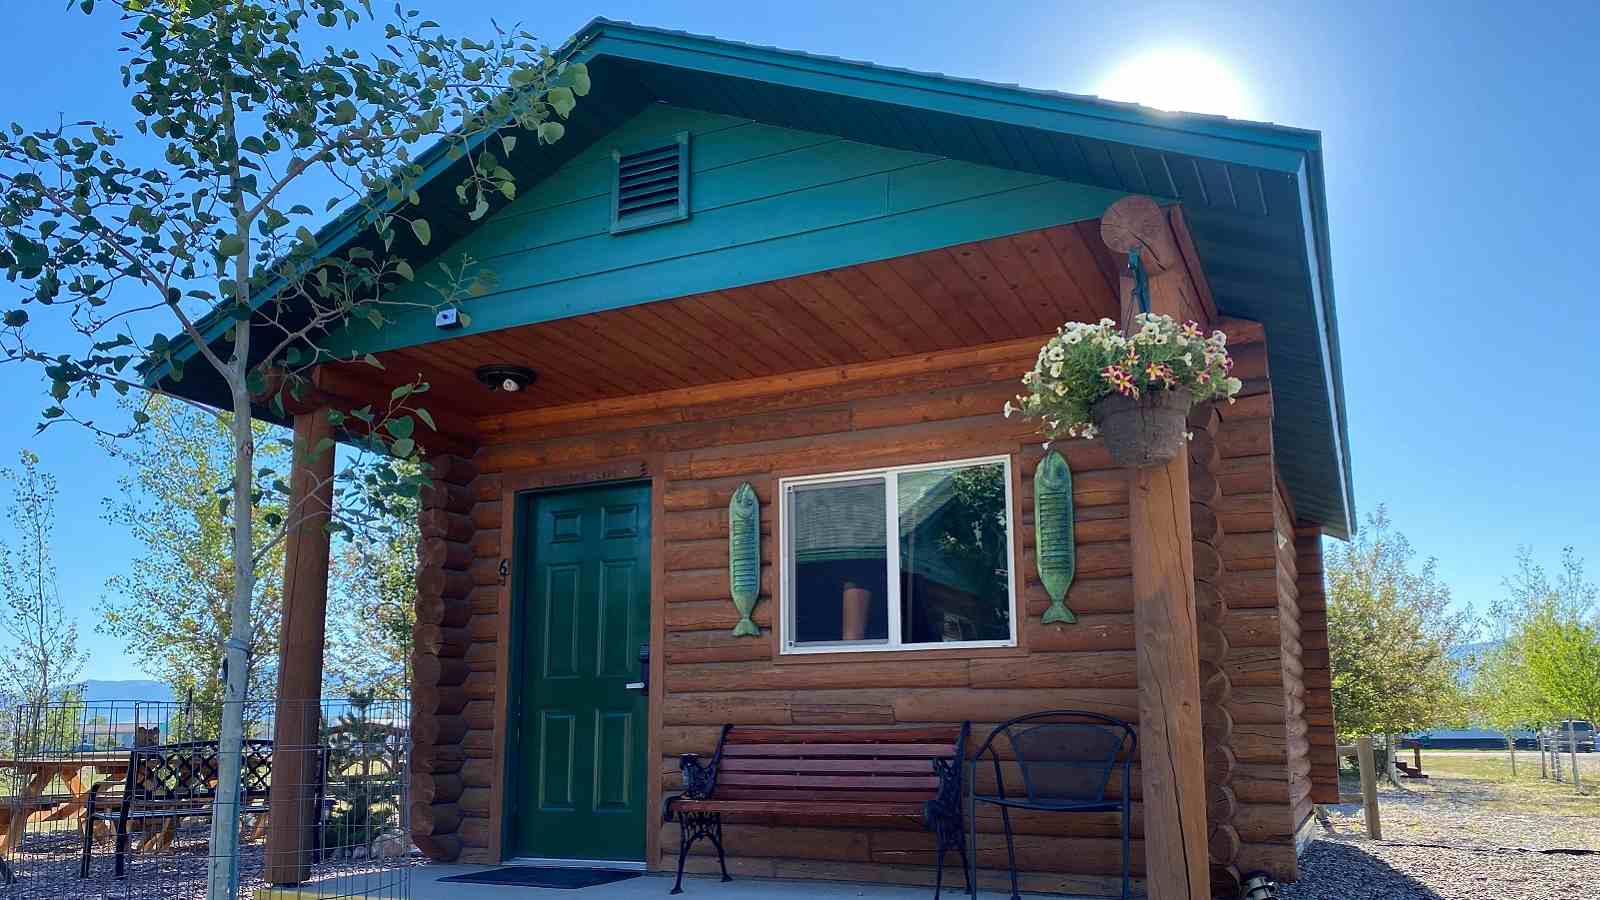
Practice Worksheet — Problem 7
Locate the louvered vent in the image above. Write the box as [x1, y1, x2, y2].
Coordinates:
[610, 132, 690, 234]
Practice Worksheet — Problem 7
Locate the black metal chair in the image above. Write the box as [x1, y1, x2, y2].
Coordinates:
[966, 711, 1137, 900]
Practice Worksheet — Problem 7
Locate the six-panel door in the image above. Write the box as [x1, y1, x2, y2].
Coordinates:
[513, 483, 651, 862]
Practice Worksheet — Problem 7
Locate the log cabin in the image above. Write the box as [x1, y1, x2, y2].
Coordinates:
[154, 19, 1350, 899]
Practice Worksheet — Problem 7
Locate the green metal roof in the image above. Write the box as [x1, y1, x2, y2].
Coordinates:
[157, 17, 1353, 538]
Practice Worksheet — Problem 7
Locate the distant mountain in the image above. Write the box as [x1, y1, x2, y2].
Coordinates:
[1452, 640, 1501, 660]
[77, 680, 174, 703]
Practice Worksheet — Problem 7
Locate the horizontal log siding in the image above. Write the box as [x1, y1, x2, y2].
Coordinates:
[1296, 523, 1339, 804]
[1275, 481, 1313, 846]
[411, 330, 1303, 889]
[1189, 400, 1242, 898]
[1213, 330, 1305, 882]
[411, 454, 488, 862]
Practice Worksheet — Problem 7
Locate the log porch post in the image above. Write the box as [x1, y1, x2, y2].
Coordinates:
[1102, 196, 1210, 900]
[265, 408, 336, 885]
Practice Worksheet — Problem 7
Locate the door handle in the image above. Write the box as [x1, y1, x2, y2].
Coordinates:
[628, 643, 651, 696]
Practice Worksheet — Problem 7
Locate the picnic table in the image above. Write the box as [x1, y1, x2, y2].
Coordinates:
[0, 753, 132, 854]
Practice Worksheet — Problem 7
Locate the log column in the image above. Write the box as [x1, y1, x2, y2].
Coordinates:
[266, 409, 336, 885]
[1103, 196, 1210, 900]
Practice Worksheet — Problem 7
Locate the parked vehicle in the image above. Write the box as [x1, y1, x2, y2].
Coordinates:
[1547, 721, 1595, 752]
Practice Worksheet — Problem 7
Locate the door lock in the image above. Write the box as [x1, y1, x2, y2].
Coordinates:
[624, 643, 650, 695]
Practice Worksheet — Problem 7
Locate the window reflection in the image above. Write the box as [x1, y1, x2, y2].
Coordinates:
[898, 463, 1011, 643]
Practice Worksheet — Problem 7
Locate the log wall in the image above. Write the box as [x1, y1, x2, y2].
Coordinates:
[1296, 525, 1338, 803]
[407, 330, 1317, 887]
[410, 453, 492, 863]
[1209, 325, 1321, 881]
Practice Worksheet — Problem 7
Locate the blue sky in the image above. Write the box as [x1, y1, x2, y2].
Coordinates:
[0, 1, 1595, 680]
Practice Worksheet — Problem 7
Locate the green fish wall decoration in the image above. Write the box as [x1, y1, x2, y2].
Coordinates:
[1034, 450, 1077, 624]
[728, 482, 761, 636]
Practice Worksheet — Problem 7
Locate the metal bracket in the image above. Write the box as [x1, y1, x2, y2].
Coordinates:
[1129, 245, 1151, 316]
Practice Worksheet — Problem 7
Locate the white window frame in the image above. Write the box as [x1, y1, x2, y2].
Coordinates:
[778, 454, 1018, 655]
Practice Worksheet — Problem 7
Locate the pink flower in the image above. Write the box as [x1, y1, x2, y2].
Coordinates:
[1181, 320, 1202, 339]
[1101, 365, 1138, 396]
[1146, 362, 1177, 387]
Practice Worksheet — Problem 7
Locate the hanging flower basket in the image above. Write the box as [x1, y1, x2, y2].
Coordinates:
[1091, 386, 1193, 467]
[1005, 314, 1243, 469]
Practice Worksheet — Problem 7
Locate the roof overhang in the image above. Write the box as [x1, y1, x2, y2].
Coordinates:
[153, 17, 1353, 538]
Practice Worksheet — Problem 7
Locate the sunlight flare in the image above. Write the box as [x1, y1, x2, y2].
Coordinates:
[1095, 46, 1260, 119]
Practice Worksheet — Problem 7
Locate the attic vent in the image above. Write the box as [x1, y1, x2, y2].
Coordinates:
[610, 132, 691, 234]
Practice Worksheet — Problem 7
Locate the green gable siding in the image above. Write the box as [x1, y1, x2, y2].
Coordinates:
[324, 104, 1128, 357]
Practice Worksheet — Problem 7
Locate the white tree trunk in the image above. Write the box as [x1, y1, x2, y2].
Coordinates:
[207, 321, 254, 900]
[1569, 721, 1582, 792]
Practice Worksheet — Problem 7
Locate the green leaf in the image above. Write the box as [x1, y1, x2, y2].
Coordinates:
[386, 415, 415, 440]
[410, 219, 431, 246]
[548, 86, 576, 118]
[3, 309, 28, 327]
[394, 260, 414, 281]
[218, 234, 245, 257]
[313, 437, 335, 458]
[500, 135, 517, 155]
[537, 121, 565, 144]
[570, 63, 591, 97]
[363, 353, 385, 369]
[390, 437, 415, 459]
[333, 100, 358, 125]
[416, 407, 437, 432]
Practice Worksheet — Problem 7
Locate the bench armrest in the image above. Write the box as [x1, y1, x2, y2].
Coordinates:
[679, 753, 718, 800]
[921, 756, 963, 833]
[662, 752, 720, 823]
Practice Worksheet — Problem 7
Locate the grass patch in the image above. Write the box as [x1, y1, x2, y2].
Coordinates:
[1328, 749, 1600, 848]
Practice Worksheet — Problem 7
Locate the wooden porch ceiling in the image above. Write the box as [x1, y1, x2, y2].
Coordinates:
[334, 221, 1122, 428]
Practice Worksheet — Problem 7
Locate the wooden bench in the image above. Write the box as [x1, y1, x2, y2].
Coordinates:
[662, 724, 970, 897]
[79, 739, 328, 879]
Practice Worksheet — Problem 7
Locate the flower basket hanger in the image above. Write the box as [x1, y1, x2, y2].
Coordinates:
[1006, 244, 1242, 469]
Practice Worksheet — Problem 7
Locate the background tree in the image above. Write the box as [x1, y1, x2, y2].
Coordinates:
[1496, 546, 1600, 790]
[0, 3, 586, 893]
[1326, 506, 1473, 778]
[0, 450, 84, 710]
[100, 395, 286, 738]
[326, 468, 418, 697]
[1465, 638, 1544, 775]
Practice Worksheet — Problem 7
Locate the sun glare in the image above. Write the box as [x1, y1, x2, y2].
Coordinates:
[1094, 47, 1259, 120]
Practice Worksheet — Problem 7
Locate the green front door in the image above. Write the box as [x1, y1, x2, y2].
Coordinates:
[513, 482, 651, 862]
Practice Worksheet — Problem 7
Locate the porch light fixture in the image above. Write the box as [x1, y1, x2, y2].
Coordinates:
[475, 364, 536, 393]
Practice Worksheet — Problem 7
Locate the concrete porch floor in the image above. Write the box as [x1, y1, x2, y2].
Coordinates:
[411, 865, 1109, 900]
[256, 862, 1123, 900]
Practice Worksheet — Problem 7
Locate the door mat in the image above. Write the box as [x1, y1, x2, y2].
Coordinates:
[438, 867, 643, 889]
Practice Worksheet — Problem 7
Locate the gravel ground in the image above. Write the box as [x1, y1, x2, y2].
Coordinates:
[0, 825, 416, 899]
[1280, 839, 1600, 900]
[1279, 752, 1600, 900]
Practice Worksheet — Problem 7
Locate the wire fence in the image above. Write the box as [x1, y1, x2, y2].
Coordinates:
[0, 698, 411, 899]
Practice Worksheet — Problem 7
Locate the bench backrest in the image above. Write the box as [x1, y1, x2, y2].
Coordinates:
[124, 739, 280, 805]
[709, 726, 967, 804]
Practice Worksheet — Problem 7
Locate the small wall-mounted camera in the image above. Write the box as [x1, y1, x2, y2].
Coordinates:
[434, 307, 463, 330]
